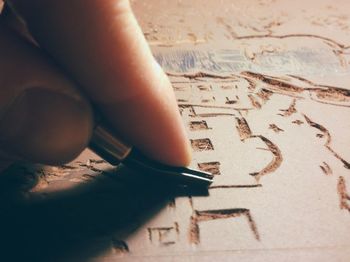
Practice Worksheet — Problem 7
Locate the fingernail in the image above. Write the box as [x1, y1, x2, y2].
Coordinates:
[0, 87, 93, 164]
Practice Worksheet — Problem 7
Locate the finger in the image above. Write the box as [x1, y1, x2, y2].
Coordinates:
[8, 0, 192, 166]
[0, 23, 93, 165]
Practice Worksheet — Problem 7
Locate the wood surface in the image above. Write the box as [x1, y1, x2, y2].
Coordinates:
[1, 0, 350, 261]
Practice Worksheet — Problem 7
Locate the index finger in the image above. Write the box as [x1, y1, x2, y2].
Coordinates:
[8, 0, 192, 166]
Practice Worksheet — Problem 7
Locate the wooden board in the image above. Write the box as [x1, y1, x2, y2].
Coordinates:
[1, 0, 349, 261]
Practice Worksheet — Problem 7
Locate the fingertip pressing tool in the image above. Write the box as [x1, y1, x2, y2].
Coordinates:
[89, 124, 214, 188]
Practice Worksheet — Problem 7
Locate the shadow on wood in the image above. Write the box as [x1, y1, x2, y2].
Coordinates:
[0, 163, 205, 261]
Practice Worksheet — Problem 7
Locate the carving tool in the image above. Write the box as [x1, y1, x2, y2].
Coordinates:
[89, 124, 214, 187]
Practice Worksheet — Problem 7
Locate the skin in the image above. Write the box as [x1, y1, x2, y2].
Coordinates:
[0, 0, 192, 171]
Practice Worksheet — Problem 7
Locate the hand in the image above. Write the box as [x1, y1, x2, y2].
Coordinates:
[0, 0, 192, 172]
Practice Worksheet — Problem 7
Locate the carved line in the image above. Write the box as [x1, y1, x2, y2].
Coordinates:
[189, 208, 260, 244]
[209, 184, 262, 189]
[320, 161, 332, 176]
[235, 34, 348, 49]
[278, 99, 297, 117]
[303, 114, 350, 169]
[235, 117, 283, 182]
[249, 135, 283, 182]
[111, 239, 129, 254]
[337, 176, 350, 212]
[269, 124, 284, 133]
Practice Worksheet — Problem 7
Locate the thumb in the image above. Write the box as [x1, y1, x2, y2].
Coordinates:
[8, 0, 192, 166]
[0, 23, 93, 167]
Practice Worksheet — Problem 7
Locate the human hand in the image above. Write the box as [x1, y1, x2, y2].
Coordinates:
[0, 0, 192, 172]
